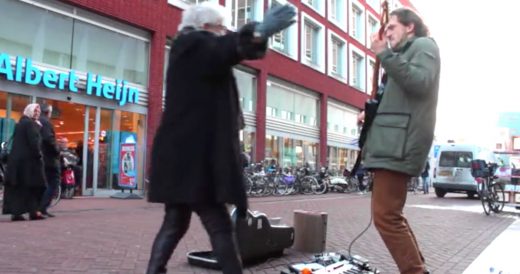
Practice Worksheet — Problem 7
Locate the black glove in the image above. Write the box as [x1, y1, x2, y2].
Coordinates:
[254, 4, 296, 39]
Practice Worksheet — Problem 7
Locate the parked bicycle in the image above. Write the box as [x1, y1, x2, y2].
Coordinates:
[471, 159, 505, 215]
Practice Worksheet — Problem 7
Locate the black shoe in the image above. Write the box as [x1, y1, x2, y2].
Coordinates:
[11, 215, 26, 221]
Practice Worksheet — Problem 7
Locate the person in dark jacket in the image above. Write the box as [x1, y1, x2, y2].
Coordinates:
[38, 103, 61, 217]
[2, 103, 47, 221]
[146, 2, 294, 273]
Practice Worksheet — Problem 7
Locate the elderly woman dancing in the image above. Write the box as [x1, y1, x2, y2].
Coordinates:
[2, 103, 47, 221]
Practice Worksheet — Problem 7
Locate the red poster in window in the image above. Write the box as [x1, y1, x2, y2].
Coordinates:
[119, 143, 137, 189]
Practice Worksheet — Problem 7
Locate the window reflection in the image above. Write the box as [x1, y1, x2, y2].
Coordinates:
[266, 134, 318, 169]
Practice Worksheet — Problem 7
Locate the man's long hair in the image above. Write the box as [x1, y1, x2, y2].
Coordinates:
[390, 8, 429, 37]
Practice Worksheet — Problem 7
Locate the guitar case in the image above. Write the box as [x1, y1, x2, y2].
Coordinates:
[187, 208, 295, 269]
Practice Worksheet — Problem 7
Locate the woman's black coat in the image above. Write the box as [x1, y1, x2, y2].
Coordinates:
[6, 115, 46, 188]
[148, 23, 266, 212]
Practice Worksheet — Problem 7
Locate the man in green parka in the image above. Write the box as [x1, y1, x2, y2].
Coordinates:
[362, 8, 440, 274]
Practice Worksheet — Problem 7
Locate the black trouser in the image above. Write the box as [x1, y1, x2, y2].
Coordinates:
[40, 166, 60, 212]
[146, 203, 242, 274]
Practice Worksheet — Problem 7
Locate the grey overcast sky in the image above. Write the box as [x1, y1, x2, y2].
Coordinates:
[411, 0, 519, 146]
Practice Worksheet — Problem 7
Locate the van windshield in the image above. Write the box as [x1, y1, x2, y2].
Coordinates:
[439, 151, 473, 168]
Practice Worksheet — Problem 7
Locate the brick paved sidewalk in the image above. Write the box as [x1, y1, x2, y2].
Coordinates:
[0, 193, 515, 274]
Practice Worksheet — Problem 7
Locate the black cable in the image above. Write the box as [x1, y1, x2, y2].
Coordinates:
[347, 177, 373, 259]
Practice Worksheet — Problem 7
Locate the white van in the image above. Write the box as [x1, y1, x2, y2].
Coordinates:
[432, 143, 495, 198]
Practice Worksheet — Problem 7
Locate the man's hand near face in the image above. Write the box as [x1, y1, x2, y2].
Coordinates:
[370, 33, 388, 55]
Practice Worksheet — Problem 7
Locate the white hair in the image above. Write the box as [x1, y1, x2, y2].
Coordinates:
[23, 103, 40, 119]
[178, 2, 230, 31]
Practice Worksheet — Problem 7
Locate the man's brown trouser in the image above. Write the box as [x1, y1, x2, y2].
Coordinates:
[372, 169, 425, 274]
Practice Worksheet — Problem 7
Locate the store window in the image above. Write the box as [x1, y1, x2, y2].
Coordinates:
[0, 93, 34, 145]
[327, 146, 357, 174]
[266, 134, 318, 169]
[0, 0, 73, 68]
[97, 110, 146, 190]
[0, 0, 150, 86]
[240, 129, 255, 163]
[327, 104, 358, 137]
[72, 21, 149, 86]
[267, 83, 318, 127]
[234, 69, 256, 113]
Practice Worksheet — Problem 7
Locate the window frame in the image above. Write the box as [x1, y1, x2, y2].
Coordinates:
[225, 0, 264, 31]
[300, 12, 325, 73]
[349, 0, 366, 46]
[327, 29, 348, 83]
[268, 0, 298, 61]
[365, 56, 376, 95]
[366, 11, 379, 49]
[349, 43, 366, 92]
[327, 0, 348, 32]
[301, 0, 325, 17]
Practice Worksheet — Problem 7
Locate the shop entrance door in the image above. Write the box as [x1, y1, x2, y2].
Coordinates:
[36, 99, 95, 196]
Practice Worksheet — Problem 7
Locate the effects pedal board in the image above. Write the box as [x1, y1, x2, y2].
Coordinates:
[281, 252, 380, 274]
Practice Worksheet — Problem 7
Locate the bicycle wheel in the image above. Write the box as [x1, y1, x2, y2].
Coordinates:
[300, 176, 317, 194]
[49, 184, 61, 208]
[489, 183, 505, 213]
[312, 178, 328, 195]
[273, 177, 288, 196]
[478, 181, 491, 215]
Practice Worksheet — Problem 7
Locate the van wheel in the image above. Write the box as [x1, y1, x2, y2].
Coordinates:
[435, 188, 446, 198]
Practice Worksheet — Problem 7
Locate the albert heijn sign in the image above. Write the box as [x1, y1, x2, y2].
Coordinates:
[0, 52, 139, 106]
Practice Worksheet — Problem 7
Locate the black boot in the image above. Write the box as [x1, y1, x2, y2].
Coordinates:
[210, 232, 243, 274]
[146, 207, 191, 274]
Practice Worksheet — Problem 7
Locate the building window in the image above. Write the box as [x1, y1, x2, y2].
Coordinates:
[226, 0, 264, 30]
[349, 0, 366, 45]
[301, 12, 325, 73]
[327, 30, 347, 82]
[302, 0, 325, 16]
[366, 12, 379, 49]
[366, 57, 377, 95]
[268, 0, 298, 60]
[349, 44, 366, 91]
[327, 0, 347, 32]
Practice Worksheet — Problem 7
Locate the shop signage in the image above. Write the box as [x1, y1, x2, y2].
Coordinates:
[0, 52, 139, 106]
[119, 143, 137, 189]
